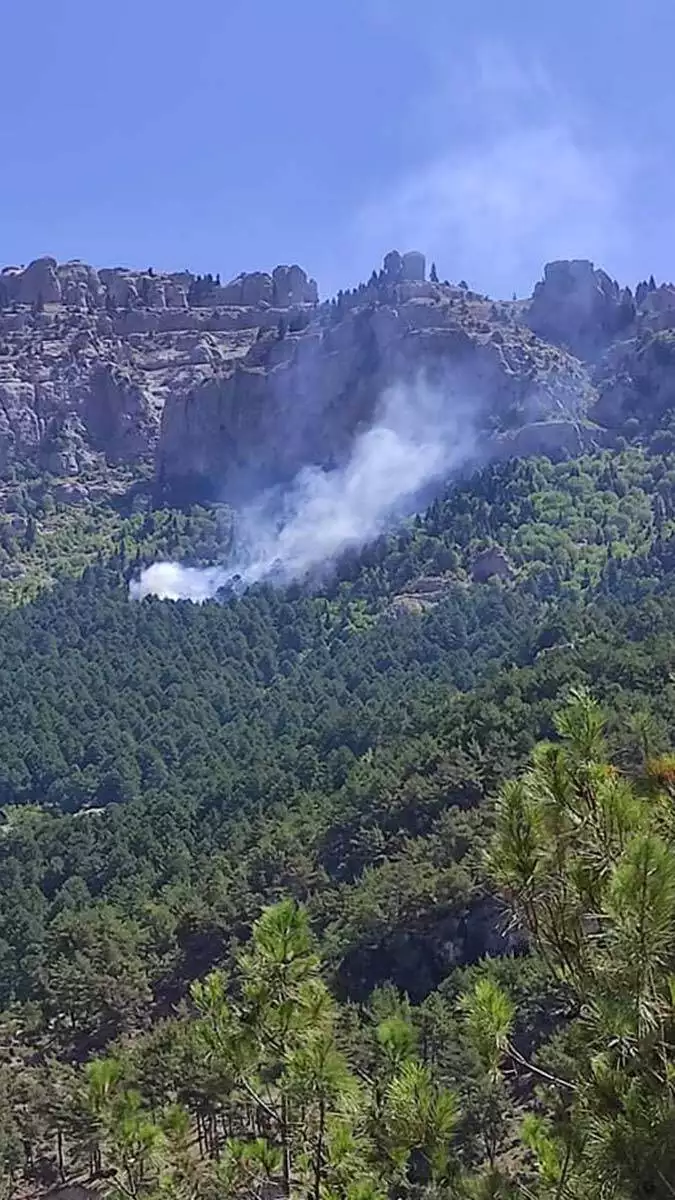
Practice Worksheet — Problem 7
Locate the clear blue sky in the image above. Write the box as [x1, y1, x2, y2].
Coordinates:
[3, 0, 675, 298]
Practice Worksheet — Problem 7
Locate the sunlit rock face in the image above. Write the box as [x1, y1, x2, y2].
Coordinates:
[0, 250, 667, 498]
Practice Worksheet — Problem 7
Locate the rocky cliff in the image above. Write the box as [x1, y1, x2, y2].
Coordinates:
[0, 251, 673, 503]
[0, 257, 319, 482]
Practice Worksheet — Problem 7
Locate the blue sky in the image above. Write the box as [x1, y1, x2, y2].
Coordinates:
[3, 0, 675, 298]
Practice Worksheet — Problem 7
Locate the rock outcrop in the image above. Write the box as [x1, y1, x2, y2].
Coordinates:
[155, 284, 594, 499]
[273, 264, 319, 306]
[0, 255, 321, 479]
[1, 257, 63, 306]
[592, 330, 675, 431]
[383, 249, 426, 284]
[490, 419, 606, 463]
[0, 249, 669, 502]
[527, 259, 635, 357]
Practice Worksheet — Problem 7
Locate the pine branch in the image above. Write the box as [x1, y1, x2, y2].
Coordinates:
[508, 1043, 577, 1093]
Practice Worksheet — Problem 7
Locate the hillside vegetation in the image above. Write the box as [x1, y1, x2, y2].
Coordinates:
[0, 435, 672, 1196]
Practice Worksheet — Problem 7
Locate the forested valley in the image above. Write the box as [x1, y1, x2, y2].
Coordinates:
[1, 443, 675, 1198]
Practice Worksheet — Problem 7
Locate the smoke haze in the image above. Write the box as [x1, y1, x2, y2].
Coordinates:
[352, 45, 634, 299]
[130, 377, 479, 602]
[131, 48, 619, 605]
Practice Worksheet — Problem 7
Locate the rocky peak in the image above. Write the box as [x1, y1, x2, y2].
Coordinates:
[0, 258, 319, 316]
[273, 264, 319, 306]
[382, 249, 427, 284]
[1, 257, 62, 306]
[635, 282, 675, 332]
[0, 253, 322, 480]
[527, 259, 635, 357]
[0, 247, 669, 507]
[155, 275, 596, 500]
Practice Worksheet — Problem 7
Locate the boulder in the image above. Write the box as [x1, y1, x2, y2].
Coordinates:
[167, 270, 194, 289]
[241, 271, 274, 306]
[24, 256, 63, 304]
[62, 280, 89, 309]
[336, 893, 521, 1001]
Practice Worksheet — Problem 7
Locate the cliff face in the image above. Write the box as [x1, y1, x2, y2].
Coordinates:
[156, 284, 596, 499]
[0, 251, 673, 502]
[525, 259, 636, 358]
[0, 258, 319, 480]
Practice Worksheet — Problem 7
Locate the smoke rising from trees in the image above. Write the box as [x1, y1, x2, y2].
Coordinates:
[130, 377, 479, 601]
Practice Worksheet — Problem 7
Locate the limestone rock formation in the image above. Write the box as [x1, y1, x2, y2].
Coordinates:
[1, 257, 62, 305]
[402, 250, 426, 282]
[0, 377, 42, 470]
[273, 264, 318, 306]
[592, 330, 675, 430]
[383, 249, 426, 284]
[389, 574, 459, 617]
[155, 287, 594, 498]
[527, 259, 635, 357]
[58, 261, 105, 308]
[0, 249, 668, 504]
[0, 255, 322, 482]
[218, 271, 274, 307]
[52, 481, 89, 505]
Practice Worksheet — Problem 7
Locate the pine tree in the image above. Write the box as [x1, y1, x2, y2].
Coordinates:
[489, 688, 675, 1197]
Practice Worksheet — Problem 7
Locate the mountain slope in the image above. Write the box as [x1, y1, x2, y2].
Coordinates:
[2, 252, 675, 1197]
[4, 250, 674, 511]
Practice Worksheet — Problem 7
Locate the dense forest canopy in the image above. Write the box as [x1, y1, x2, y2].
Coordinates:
[1, 438, 675, 1197]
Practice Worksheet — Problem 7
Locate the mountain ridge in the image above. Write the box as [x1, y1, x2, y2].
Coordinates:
[2, 250, 674, 509]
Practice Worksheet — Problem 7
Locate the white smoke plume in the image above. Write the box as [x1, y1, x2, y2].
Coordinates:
[130, 376, 480, 602]
[351, 45, 635, 298]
